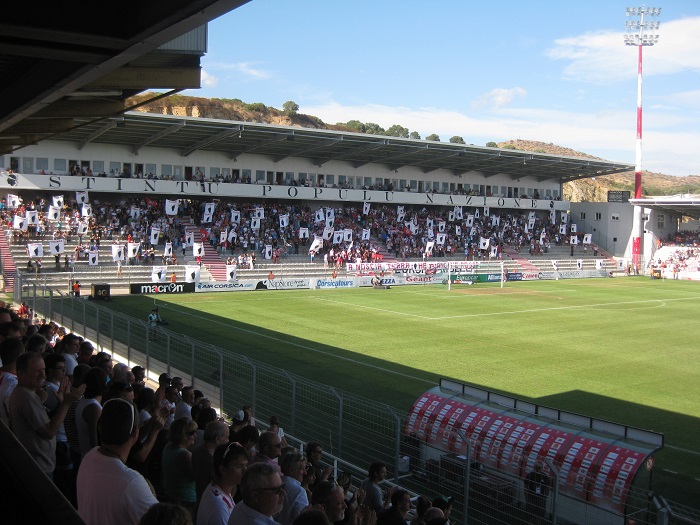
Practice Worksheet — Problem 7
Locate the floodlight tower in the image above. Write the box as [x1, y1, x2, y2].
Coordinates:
[624, 5, 660, 267]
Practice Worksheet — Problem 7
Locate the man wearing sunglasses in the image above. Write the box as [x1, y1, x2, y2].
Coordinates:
[227, 462, 285, 525]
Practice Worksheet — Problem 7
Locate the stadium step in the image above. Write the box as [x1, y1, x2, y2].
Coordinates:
[181, 218, 228, 282]
[501, 245, 539, 272]
[0, 228, 17, 292]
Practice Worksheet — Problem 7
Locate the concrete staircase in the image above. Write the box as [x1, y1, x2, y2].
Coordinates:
[0, 228, 17, 293]
[181, 219, 228, 282]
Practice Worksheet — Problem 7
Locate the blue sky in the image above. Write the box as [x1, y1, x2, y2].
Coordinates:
[184, 1, 700, 176]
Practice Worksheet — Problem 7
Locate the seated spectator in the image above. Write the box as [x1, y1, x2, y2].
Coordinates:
[162, 416, 198, 511]
[77, 398, 159, 525]
[276, 451, 309, 525]
[227, 462, 285, 525]
[197, 442, 248, 525]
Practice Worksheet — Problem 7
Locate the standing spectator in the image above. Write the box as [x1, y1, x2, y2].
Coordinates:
[148, 308, 159, 341]
[360, 462, 388, 512]
[227, 462, 285, 525]
[75, 367, 109, 459]
[268, 415, 288, 448]
[311, 481, 348, 525]
[9, 352, 85, 479]
[252, 431, 283, 473]
[377, 490, 412, 525]
[175, 386, 195, 420]
[162, 416, 198, 511]
[197, 442, 248, 525]
[276, 452, 309, 525]
[192, 420, 231, 503]
[524, 463, 550, 525]
[0, 338, 24, 427]
[72, 280, 81, 297]
[77, 398, 159, 524]
[305, 442, 333, 489]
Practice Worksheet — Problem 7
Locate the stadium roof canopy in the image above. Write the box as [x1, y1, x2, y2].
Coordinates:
[630, 195, 700, 219]
[0, 1, 249, 155]
[50, 111, 634, 184]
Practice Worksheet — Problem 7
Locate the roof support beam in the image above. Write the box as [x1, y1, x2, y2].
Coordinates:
[31, 99, 125, 118]
[181, 126, 241, 157]
[274, 137, 340, 163]
[77, 121, 117, 150]
[315, 138, 388, 166]
[229, 132, 292, 160]
[132, 121, 186, 154]
[85, 66, 202, 90]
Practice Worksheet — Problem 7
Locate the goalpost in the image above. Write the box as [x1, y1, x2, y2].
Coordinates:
[447, 261, 505, 290]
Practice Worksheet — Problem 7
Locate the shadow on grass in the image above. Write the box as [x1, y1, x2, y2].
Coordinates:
[100, 296, 700, 507]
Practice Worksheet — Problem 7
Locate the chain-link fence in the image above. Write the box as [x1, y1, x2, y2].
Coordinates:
[19, 278, 695, 525]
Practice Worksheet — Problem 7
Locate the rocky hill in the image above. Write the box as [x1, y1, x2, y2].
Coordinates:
[130, 93, 700, 201]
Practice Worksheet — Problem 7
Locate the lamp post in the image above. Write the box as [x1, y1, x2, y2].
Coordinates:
[624, 5, 660, 268]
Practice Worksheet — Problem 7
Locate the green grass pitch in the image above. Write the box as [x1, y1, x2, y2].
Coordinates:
[103, 277, 700, 495]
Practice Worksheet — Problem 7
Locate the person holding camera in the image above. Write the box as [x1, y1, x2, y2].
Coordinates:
[148, 308, 159, 341]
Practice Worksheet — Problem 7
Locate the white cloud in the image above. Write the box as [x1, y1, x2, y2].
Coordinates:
[200, 69, 219, 88]
[209, 61, 272, 80]
[546, 17, 700, 84]
[303, 101, 699, 175]
[472, 87, 527, 109]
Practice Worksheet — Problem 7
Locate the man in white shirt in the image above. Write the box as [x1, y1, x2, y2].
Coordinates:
[197, 442, 248, 525]
[77, 398, 158, 525]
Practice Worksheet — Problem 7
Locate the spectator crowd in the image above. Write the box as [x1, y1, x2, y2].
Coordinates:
[0, 300, 461, 525]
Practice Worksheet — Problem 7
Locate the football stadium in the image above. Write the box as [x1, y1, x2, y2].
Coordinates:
[1, 2, 699, 525]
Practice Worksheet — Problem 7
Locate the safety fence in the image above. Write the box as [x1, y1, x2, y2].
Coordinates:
[19, 279, 691, 525]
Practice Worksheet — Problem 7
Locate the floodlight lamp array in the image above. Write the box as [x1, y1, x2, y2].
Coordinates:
[624, 5, 660, 46]
[626, 6, 661, 17]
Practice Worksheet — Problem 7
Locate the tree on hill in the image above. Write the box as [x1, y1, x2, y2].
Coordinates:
[486, 141, 498, 147]
[386, 124, 410, 138]
[365, 122, 385, 135]
[410, 131, 421, 139]
[426, 134, 440, 141]
[282, 100, 299, 116]
[449, 136, 466, 144]
[343, 120, 366, 133]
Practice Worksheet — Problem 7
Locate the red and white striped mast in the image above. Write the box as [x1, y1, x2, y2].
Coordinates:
[624, 5, 660, 267]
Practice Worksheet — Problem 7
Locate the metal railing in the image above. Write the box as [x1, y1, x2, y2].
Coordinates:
[18, 278, 687, 525]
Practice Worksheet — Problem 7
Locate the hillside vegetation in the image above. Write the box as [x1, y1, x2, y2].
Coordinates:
[129, 93, 700, 201]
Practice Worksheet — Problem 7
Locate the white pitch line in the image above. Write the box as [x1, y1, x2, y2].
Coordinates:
[666, 444, 700, 456]
[310, 296, 435, 319]
[309, 295, 700, 321]
[157, 303, 435, 384]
